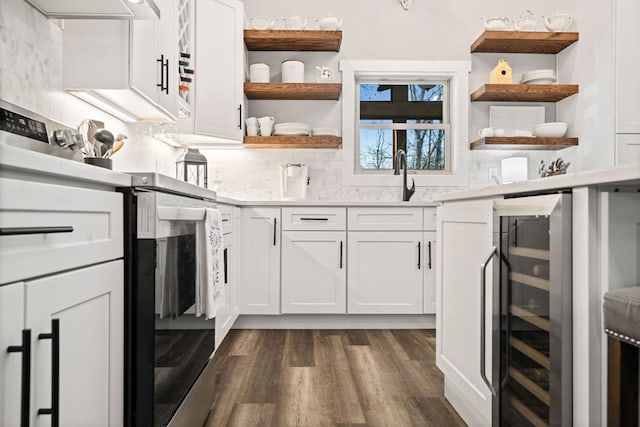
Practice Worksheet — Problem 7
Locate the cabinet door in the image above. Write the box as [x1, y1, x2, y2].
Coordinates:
[154, 0, 179, 117]
[616, 0, 640, 133]
[615, 134, 640, 165]
[215, 235, 236, 348]
[26, 261, 123, 427]
[239, 208, 281, 314]
[347, 231, 423, 314]
[282, 231, 346, 314]
[436, 202, 494, 426]
[1, 282, 25, 427]
[130, 19, 158, 105]
[194, 0, 244, 140]
[423, 231, 436, 314]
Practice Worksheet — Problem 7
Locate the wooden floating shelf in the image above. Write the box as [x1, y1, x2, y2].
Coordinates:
[244, 30, 342, 51]
[243, 135, 342, 149]
[471, 31, 579, 54]
[244, 83, 342, 100]
[510, 367, 550, 406]
[470, 136, 578, 150]
[471, 84, 579, 102]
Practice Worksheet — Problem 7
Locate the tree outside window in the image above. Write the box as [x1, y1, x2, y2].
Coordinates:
[358, 81, 450, 173]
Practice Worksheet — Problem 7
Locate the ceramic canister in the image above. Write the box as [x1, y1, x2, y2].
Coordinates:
[282, 60, 304, 83]
[249, 63, 270, 83]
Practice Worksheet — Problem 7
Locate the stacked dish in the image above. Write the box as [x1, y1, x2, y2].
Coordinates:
[532, 122, 568, 137]
[311, 127, 339, 136]
[520, 69, 557, 84]
[274, 122, 310, 136]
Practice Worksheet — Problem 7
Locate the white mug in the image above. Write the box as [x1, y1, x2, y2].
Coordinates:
[478, 127, 494, 137]
[246, 117, 259, 136]
[494, 128, 506, 137]
[258, 116, 275, 136]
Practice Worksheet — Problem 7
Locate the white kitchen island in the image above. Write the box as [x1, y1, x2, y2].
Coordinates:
[432, 162, 640, 427]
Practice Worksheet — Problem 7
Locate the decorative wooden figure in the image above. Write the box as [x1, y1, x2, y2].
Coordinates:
[490, 59, 513, 84]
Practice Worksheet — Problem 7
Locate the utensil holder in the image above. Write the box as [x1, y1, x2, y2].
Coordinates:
[84, 157, 113, 170]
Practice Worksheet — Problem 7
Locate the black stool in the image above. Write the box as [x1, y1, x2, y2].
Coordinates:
[604, 286, 640, 427]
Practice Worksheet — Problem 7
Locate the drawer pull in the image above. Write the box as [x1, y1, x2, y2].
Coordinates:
[7, 329, 31, 427]
[0, 226, 74, 236]
[299, 217, 329, 221]
[222, 219, 230, 222]
[339, 241, 343, 269]
[38, 319, 60, 427]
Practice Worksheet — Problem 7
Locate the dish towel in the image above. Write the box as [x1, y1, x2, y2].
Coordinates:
[195, 208, 225, 319]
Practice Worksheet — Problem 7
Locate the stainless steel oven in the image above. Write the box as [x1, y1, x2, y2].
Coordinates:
[119, 173, 217, 427]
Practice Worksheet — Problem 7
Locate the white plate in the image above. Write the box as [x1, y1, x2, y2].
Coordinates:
[274, 130, 310, 136]
[274, 122, 309, 129]
[521, 77, 557, 84]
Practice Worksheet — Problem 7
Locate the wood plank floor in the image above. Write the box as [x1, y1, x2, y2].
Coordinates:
[202, 329, 465, 427]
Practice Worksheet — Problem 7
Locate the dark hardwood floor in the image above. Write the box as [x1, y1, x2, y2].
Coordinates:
[202, 329, 465, 427]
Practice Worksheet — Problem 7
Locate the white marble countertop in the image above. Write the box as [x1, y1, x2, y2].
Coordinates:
[0, 144, 131, 188]
[433, 162, 640, 202]
[215, 196, 439, 207]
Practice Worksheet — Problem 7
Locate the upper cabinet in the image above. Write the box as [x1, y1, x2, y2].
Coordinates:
[62, 0, 192, 122]
[25, 0, 161, 19]
[469, 31, 580, 150]
[180, 0, 245, 142]
[616, 0, 640, 134]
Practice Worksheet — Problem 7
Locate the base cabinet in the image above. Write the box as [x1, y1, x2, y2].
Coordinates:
[281, 231, 346, 314]
[239, 208, 281, 314]
[215, 231, 239, 348]
[436, 201, 495, 426]
[423, 231, 437, 314]
[1, 261, 123, 427]
[0, 282, 25, 427]
[347, 231, 423, 314]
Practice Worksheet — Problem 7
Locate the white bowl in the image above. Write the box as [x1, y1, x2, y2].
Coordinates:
[311, 127, 339, 136]
[521, 69, 556, 83]
[532, 122, 568, 138]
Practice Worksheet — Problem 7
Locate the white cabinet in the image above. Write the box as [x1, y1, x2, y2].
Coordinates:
[239, 208, 281, 314]
[63, 0, 191, 121]
[187, 0, 245, 141]
[423, 231, 436, 314]
[0, 175, 124, 427]
[347, 231, 423, 314]
[1, 282, 25, 427]
[215, 205, 240, 347]
[615, 134, 640, 165]
[615, 0, 640, 134]
[436, 200, 495, 426]
[281, 231, 346, 314]
[0, 263, 123, 427]
[27, 261, 124, 427]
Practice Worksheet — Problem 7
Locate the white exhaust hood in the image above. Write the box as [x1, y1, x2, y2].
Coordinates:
[24, 0, 160, 20]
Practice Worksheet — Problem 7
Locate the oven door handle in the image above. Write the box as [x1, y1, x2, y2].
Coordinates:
[157, 207, 206, 221]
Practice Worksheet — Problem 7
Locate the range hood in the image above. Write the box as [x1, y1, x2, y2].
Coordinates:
[24, 0, 160, 20]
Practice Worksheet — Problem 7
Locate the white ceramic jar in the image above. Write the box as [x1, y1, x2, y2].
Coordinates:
[281, 60, 304, 83]
[249, 62, 270, 83]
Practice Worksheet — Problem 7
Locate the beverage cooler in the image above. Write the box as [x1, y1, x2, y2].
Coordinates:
[485, 193, 572, 426]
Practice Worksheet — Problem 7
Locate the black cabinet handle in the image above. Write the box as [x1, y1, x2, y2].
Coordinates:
[238, 104, 242, 130]
[417, 241, 421, 269]
[273, 218, 277, 246]
[7, 329, 31, 427]
[300, 218, 329, 221]
[156, 55, 169, 94]
[223, 247, 228, 284]
[428, 241, 432, 269]
[38, 319, 59, 427]
[339, 241, 343, 269]
[0, 226, 73, 236]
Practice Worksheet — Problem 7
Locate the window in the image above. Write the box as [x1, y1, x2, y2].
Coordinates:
[358, 81, 450, 173]
[340, 60, 471, 187]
